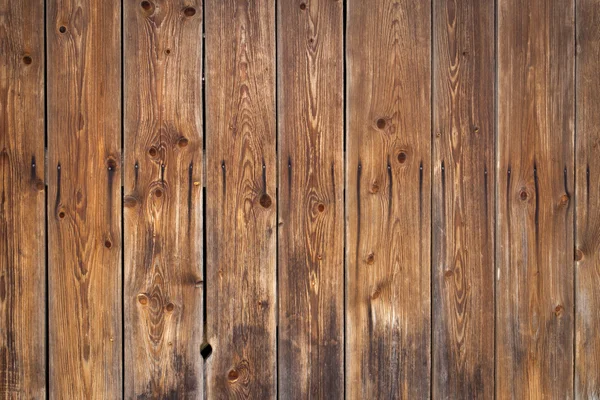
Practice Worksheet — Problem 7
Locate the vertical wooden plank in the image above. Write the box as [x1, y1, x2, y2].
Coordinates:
[123, 0, 203, 397]
[432, 0, 494, 397]
[0, 0, 45, 396]
[575, 0, 600, 397]
[496, 0, 575, 397]
[278, 0, 344, 397]
[47, 0, 122, 397]
[346, 0, 432, 398]
[205, 0, 277, 398]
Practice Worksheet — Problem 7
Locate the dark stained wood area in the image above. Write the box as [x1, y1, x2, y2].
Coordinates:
[0, 0, 598, 398]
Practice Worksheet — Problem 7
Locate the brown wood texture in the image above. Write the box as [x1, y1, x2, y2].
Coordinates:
[496, 0, 575, 398]
[346, 0, 432, 398]
[277, 0, 344, 398]
[575, 0, 600, 397]
[47, 0, 122, 397]
[123, 0, 204, 398]
[432, 0, 495, 398]
[205, 0, 277, 398]
[3, 1, 600, 398]
[0, 0, 46, 396]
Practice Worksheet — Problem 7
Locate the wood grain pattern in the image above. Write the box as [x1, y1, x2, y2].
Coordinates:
[205, 0, 277, 398]
[575, 0, 600, 397]
[346, 0, 431, 398]
[0, 0, 46, 396]
[432, 0, 495, 397]
[496, 0, 575, 398]
[124, 0, 204, 398]
[278, 0, 344, 398]
[47, 0, 122, 397]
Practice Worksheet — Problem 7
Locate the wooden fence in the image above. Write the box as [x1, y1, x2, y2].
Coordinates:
[1, 0, 599, 398]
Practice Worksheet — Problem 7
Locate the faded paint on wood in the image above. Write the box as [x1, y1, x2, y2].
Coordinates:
[0, 0, 46, 396]
[575, 0, 600, 398]
[278, 0, 344, 397]
[47, 0, 122, 397]
[432, 0, 495, 397]
[496, 0, 575, 397]
[346, 0, 432, 397]
[205, 0, 277, 398]
[124, 0, 204, 397]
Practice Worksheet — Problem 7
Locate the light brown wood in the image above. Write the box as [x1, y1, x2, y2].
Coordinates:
[496, 0, 575, 397]
[205, 0, 277, 397]
[432, 0, 495, 397]
[575, 0, 600, 397]
[47, 0, 122, 397]
[0, 0, 46, 396]
[278, 0, 344, 397]
[123, 0, 204, 397]
[346, 0, 432, 397]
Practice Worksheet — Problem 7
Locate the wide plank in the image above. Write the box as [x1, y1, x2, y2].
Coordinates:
[496, 0, 575, 397]
[432, 0, 495, 397]
[575, 0, 600, 397]
[0, 0, 46, 396]
[278, 0, 344, 397]
[47, 0, 122, 396]
[346, 0, 432, 397]
[205, 0, 277, 397]
[123, 0, 204, 397]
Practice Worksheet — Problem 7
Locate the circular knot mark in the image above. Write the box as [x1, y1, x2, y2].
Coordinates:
[260, 194, 272, 208]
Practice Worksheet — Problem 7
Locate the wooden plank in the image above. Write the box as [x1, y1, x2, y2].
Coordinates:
[431, 0, 495, 397]
[277, 0, 344, 397]
[123, 0, 204, 397]
[575, 0, 600, 397]
[346, 0, 431, 397]
[47, 0, 122, 397]
[0, 0, 46, 396]
[205, 0, 277, 398]
[496, 0, 575, 397]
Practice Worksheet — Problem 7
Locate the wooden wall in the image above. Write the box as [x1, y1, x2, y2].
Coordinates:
[1, 0, 599, 398]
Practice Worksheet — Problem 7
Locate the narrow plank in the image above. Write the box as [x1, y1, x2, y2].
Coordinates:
[0, 0, 46, 396]
[346, 0, 432, 397]
[496, 0, 575, 397]
[123, 0, 204, 397]
[205, 0, 277, 397]
[431, 0, 495, 397]
[278, 0, 344, 397]
[575, 0, 600, 397]
[47, 0, 122, 396]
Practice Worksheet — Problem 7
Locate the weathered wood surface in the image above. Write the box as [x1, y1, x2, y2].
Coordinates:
[0, 0, 46, 396]
[432, 0, 495, 397]
[124, 0, 204, 398]
[346, 0, 432, 398]
[277, 0, 344, 398]
[576, 0, 600, 398]
[496, 0, 575, 398]
[47, 0, 122, 397]
[205, 0, 277, 398]
[2, 1, 600, 398]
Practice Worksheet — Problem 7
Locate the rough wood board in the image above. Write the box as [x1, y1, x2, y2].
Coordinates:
[47, 0, 122, 397]
[277, 0, 344, 397]
[205, 0, 277, 397]
[432, 0, 495, 397]
[496, 0, 575, 397]
[575, 0, 600, 397]
[123, 0, 204, 397]
[0, 0, 46, 396]
[346, 0, 432, 398]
